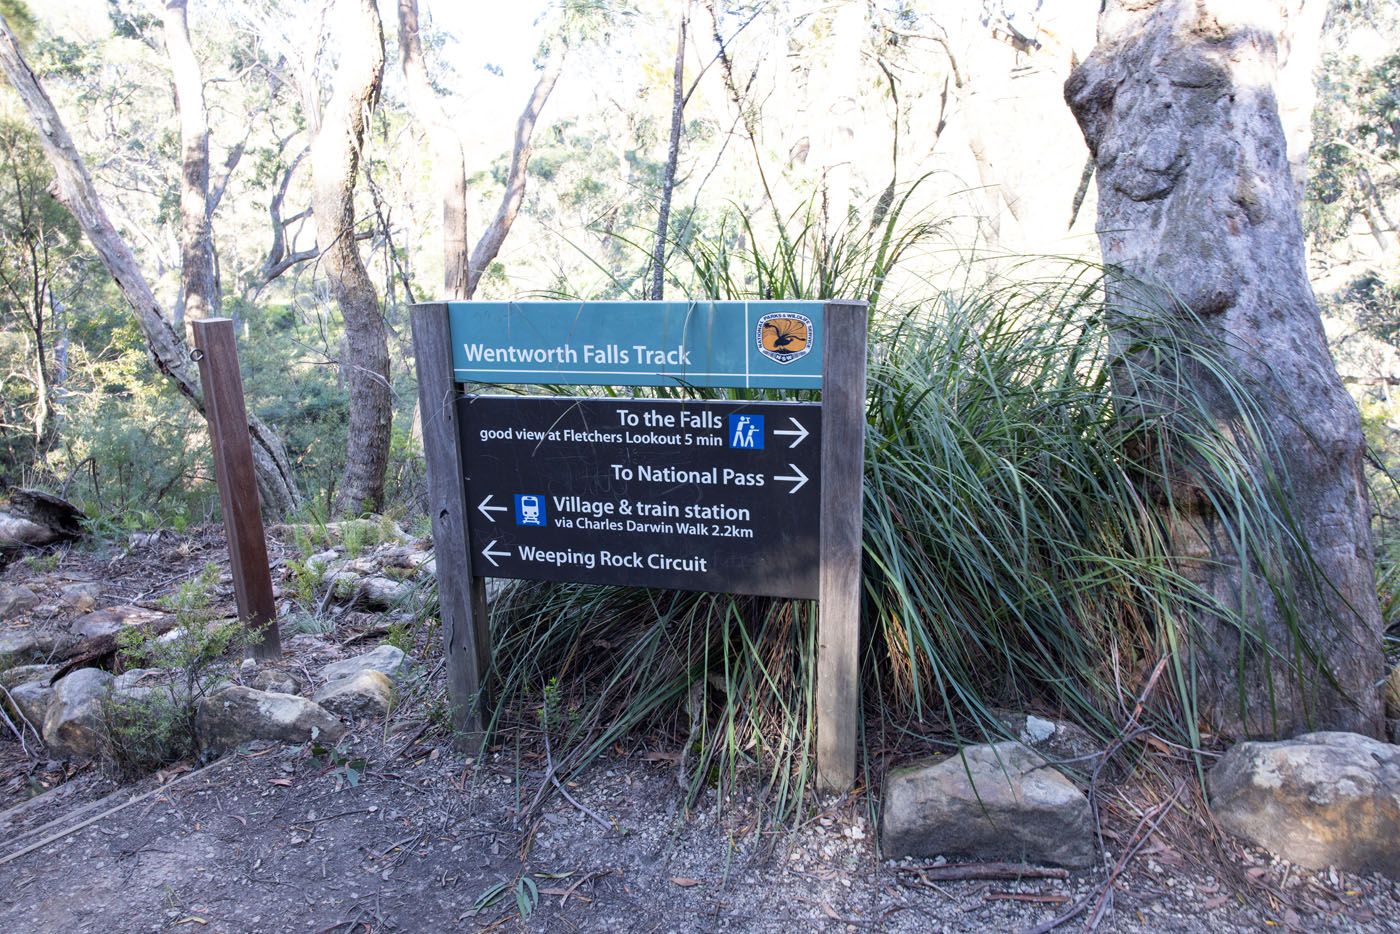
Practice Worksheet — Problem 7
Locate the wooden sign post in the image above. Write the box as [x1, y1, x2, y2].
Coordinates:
[412, 300, 866, 789]
[192, 318, 281, 662]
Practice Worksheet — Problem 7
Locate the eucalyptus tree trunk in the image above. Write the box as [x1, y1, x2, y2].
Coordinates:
[310, 0, 391, 515]
[162, 0, 218, 326]
[396, 0, 468, 300]
[1066, 0, 1383, 738]
[466, 52, 563, 298]
[0, 13, 301, 514]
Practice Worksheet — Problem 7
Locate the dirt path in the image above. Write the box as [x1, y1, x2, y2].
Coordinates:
[1, 733, 1396, 934]
[2, 533, 1398, 932]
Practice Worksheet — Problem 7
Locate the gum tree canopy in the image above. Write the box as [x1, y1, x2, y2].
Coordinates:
[1067, 0, 1384, 737]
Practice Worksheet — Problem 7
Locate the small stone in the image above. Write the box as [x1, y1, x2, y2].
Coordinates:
[249, 668, 302, 696]
[357, 577, 411, 610]
[999, 712, 1115, 785]
[306, 550, 340, 571]
[314, 670, 393, 719]
[195, 685, 345, 753]
[881, 742, 1095, 868]
[42, 668, 114, 759]
[1209, 731, 1400, 879]
[58, 582, 101, 614]
[0, 584, 39, 618]
[7, 679, 52, 730]
[0, 663, 59, 690]
[320, 644, 406, 682]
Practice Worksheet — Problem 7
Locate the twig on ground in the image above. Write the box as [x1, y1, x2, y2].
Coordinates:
[898, 862, 1069, 883]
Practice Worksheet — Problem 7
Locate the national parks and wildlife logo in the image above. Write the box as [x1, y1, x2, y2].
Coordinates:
[756, 312, 813, 365]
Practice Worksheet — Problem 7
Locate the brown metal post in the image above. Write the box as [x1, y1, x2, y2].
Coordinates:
[192, 318, 281, 661]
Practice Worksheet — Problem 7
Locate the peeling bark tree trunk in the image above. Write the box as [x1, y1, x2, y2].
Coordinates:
[0, 13, 301, 514]
[311, 0, 391, 515]
[396, 0, 468, 300]
[162, 0, 218, 326]
[1066, 0, 1383, 738]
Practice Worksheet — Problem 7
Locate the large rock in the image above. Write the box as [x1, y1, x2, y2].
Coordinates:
[315, 670, 393, 719]
[882, 742, 1094, 868]
[320, 644, 406, 682]
[195, 685, 344, 753]
[0, 584, 39, 618]
[0, 628, 78, 666]
[42, 668, 113, 759]
[1209, 732, 1400, 878]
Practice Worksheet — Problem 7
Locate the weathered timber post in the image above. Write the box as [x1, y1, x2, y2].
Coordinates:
[816, 300, 867, 793]
[410, 303, 489, 744]
[191, 318, 281, 661]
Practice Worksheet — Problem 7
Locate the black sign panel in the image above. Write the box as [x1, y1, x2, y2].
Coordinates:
[459, 396, 822, 598]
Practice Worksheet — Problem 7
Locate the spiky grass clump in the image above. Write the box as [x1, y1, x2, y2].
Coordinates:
[479, 206, 1315, 820]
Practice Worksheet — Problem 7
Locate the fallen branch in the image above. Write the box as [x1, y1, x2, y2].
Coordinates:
[900, 862, 1069, 883]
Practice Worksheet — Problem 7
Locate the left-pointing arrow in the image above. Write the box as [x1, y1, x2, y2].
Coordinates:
[773, 464, 809, 494]
[481, 540, 511, 567]
[478, 494, 508, 522]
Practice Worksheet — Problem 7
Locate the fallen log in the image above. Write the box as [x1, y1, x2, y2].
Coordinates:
[0, 489, 86, 560]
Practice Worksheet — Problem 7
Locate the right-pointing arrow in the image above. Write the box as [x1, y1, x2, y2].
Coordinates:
[774, 464, 809, 494]
[477, 494, 508, 523]
[772, 417, 809, 448]
[481, 540, 511, 567]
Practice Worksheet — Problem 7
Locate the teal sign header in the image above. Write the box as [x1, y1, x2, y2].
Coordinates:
[447, 301, 825, 389]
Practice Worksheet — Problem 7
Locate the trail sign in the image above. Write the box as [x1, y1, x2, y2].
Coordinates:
[411, 299, 867, 792]
[448, 301, 823, 388]
[460, 397, 821, 598]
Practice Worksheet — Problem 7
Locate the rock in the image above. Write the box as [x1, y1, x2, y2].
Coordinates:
[306, 549, 340, 571]
[6, 679, 52, 730]
[314, 670, 393, 719]
[0, 584, 39, 618]
[320, 644, 406, 682]
[249, 667, 303, 696]
[998, 713, 1117, 784]
[110, 668, 185, 704]
[58, 582, 101, 614]
[1209, 732, 1400, 878]
[357, 577, 411, 610]
[42, 668, 113, 759]
[68, 605, 172, 640]
[195, 685, 344, 753]
[0, 663, 59, 690]
[0, 628, 78, 665]
[881, 742, 1095, 868]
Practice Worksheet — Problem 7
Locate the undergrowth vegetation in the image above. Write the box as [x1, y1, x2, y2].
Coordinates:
[478, 202, 1326, 821]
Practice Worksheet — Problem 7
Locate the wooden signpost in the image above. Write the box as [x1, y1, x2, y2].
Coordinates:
[412, 300, 866, 790]
[191, 318, 281, 662]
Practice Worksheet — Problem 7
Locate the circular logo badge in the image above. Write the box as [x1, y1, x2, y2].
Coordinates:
[755, 312, 813, 365]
